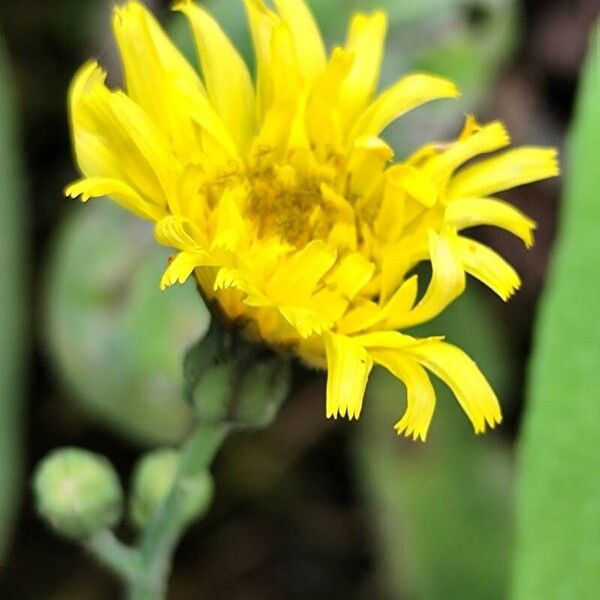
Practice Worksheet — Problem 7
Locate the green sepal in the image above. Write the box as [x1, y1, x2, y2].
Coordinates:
[184, 321, 292, 429]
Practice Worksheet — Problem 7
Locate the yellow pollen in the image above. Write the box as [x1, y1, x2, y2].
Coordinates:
[246, 163, 339, 246]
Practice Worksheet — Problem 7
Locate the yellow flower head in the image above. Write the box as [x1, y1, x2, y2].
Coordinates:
[66, 0, 559, 440]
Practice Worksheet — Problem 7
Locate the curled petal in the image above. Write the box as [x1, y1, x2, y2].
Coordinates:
[408, 341, 502, 434]
[349, 73, 460, 143]
[160, 251, 213, 290]
[391, 229, 465, 329]
[447, 147, 559, 199]
[155, 216, 201, 250]
[422, 120, 510, 186]
[65, 177, 164, 221]
[456, 236, 521, 301]
[445, 197, 536, 248]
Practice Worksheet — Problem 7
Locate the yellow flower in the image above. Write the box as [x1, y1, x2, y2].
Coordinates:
[66, 0, 559, 440]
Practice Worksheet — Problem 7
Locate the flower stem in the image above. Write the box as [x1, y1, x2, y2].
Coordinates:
[127, 422, 231, 600]
[85, 530, 142, 583]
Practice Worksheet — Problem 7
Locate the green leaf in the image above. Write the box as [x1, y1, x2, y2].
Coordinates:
[44, 201, 209, 445]
[0, 34, 26, 561]
[354, 286, 516, 599]
[512, 21, 600, 600]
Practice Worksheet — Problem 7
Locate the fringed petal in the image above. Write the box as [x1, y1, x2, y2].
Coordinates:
[324, 332, 373, 419]
[408, 341, 502, 433]
[160, 251, 213, 290]
[371, 350, 436, 441]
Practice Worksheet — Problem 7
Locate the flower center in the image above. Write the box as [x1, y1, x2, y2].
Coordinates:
[245, 160, 340, 247]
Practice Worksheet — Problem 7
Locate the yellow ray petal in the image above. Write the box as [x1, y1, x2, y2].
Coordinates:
[370, 351, 436, 441]
[455, 236, 521, 301]
[339, 11, 388, 126]
[349, 73, 460, 143]
[352, 330, 442, 349]
[273, 0, 326, 81]
[392, 229, 465, 328]
[175, 1, 257, 155]
[408, 341, 502, 433]
[155, 215, 202, 250]
[326, 253, 375, 300]
[209, 188, 249, 251]
[266, 240, 337, 301]
[347, 136, 393, 198]
[279, 306, 334, 338]
[214, 267, 247, 291]
[113, 2, 203, 104]
[65, 177, 164, 221]
[447, 147, 559, 199]
[324, 332, 373, 419]
[160, 250, 214, 290]
[253, 21, 304, 152]
[336, 274, 419, 336]
[244, 0, 280, 119]
[445, 197, 536, 247]
[69, 61, 177, 213]
[422, 120, 510, 187]
[270, 21, 302, 106]
[113, 1, 235, 160]
[379, 244, 411, 303]
[307, 48, 354, 151]
[380, 275, 419, 324]
[336, 300, 381, 335]
[393, 164, 438, 206]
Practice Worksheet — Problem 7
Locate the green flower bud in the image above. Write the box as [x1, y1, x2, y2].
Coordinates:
[33, 448, 123, 539]
[185, 321, 292, 428]
[129, 449, 213, 530]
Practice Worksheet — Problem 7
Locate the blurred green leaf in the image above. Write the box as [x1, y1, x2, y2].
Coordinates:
[415, 0, 517, 104]
[0, 35, 26, 561]
[44, 201, 209, 445]
[512, 22, 600, 600]
[355, 287, 516, 599]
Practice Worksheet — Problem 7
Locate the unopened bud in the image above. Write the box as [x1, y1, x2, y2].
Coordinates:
[129, 449, 213, 530]
[33, 448, 123, 539]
